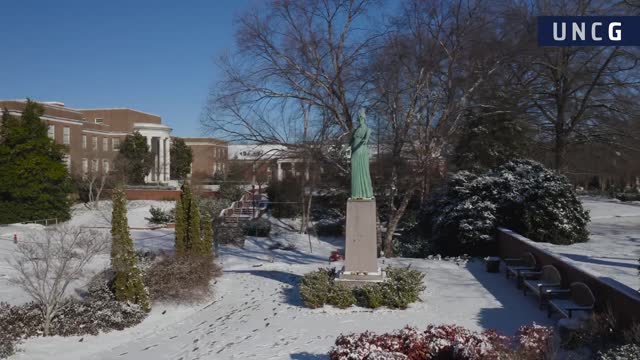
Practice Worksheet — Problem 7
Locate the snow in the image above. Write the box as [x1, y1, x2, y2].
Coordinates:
[3, 209, 555, 360]
[534, 197, 640, 292]
[4, 196, 638, 359]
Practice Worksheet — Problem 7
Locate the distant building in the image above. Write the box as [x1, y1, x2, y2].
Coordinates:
[228, 144, 306, 183]
[182, 137, 228, 183]
[0, 99, 172, 183]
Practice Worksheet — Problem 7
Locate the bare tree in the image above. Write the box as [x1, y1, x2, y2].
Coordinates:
[84, 168, 112, 209]
[204, 0, 384, 161]
[10, 225, 109, 336]
[369, 0, 512, 255]
[510, 0, 640, 172]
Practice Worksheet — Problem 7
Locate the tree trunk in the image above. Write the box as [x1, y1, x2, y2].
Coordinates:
[554, 132, 567, 173]
[383, 188, 414, 258]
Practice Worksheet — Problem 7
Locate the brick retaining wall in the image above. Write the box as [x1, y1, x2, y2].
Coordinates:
[497, 227, 640, 327]
[124, 189, 218, 201]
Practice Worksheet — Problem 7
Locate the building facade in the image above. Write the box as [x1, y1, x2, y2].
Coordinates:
[182, 137, 228, 183]
[0, 100, 172, 183]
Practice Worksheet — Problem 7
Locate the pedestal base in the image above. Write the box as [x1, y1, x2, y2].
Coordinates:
[336, 268, 386, 287]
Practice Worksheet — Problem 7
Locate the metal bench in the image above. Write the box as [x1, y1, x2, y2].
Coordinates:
[522, 265, 562, 308]
[548, 282, 595, 319]
[504, 252, 538, 288]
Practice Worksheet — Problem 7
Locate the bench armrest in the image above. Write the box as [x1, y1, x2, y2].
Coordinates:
[503, 258, 522, 265]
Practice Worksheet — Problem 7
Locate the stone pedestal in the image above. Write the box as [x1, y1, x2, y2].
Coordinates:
[336, 199, 384, 286]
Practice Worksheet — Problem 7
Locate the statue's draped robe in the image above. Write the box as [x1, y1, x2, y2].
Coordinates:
[350, 124, 373, 198]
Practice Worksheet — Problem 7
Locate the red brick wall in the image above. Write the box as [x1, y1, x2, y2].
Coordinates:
[497, 228, 640, 327]
[124, 189, 218, 201]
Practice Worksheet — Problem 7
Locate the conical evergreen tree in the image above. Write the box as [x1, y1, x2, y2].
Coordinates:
[0, 100, 72, 223]
[174, 196, 186, 256]
[187, 185, 202, 253]
[201, 212, 213, 256]
[174, 182, 203, 256]
[111, 185, 150, 311]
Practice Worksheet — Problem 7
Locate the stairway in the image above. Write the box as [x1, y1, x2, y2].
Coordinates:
[220, 190, 268, 223]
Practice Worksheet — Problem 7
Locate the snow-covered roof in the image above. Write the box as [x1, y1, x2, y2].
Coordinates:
[228, 144, 287, 160]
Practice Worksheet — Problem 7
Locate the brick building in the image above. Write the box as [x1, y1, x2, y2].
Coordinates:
[182, 137, 228, 183]
[0, 100, 172, 183]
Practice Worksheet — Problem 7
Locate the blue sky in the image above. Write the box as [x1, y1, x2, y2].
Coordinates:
[0, 0, 251, 137]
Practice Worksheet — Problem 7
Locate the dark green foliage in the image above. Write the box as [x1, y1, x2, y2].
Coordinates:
[242, 218, 271, 237]
[175, 183, 210, 256]
[353, 285, 384, 309]
[144, 254, 221, 302]
[110, 186, 150, 312]
[266, 177, 302, 218]
[0, 101, 72, 224]
[218, 182, 245, 202]
[417, 159, 590, 256]
[453, 107, 530, 173]
[299, 267, 425, 310]
[118, 131, 153, 185]
[146, 206, 175, 224]
[299, 268, 335, 309]
[169, 138, 193, 180]
[202, 213, 214, 255]
[214, 224, 245, 246]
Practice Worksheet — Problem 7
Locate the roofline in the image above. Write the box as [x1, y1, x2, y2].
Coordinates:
[75, 108, 162, 118]
[0, 99, 84, 115]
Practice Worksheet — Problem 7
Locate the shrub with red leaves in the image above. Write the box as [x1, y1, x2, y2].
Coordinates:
[329, 324, 553, 360]
[329, 250, 344, 262]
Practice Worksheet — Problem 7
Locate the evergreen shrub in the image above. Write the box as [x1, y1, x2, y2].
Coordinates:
[417, 159, 590, 256]
[242, 218, 271, 237]
[299, 267, 425, 309]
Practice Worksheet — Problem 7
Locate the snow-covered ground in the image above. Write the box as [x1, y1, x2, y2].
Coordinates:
[3, 197, 639, 359]
[2, 202, 555, 360]
[535, 197, 640, 292]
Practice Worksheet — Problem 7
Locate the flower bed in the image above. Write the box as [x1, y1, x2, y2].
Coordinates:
[329, 324, 554, 360]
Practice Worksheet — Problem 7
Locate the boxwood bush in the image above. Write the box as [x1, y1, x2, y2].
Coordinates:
[299, 267, 425, 309]
[242, 218, 271, 237]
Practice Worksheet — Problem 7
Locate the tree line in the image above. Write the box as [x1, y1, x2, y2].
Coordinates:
[204, 0, 640, 254]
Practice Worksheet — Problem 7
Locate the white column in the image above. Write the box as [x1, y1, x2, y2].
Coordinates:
[277, 162, 283, 181]
[145, 135, 152, 183]
[164, 137, 171, 182]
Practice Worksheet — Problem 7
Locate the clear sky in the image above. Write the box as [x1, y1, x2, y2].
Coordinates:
[0, 0, 251, 137]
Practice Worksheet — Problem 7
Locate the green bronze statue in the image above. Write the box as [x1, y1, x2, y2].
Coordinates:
[350, 109, 374, 199]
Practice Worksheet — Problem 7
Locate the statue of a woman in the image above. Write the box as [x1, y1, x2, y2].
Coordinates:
[350, 109, 374, 199]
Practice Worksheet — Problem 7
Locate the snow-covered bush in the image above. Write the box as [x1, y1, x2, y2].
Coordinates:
[329, 324, 554, 360]
[597, 344, 640, 360]
[421, 159, 589, 255]
[515, 323, 555, 359]
[146, 206, 175, 224]
[0, 274, 147, 352]
[0, 328, 16, 359]
[144, 254, 221, 303]
[299, 267, 425, 310]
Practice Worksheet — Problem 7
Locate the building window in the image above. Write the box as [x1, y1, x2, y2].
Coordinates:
[103, 138, 109, 152]
[102, 159, 109, 173]
[95, 118, 103, 124]
[82, 135, 87, 149]
[48, 125, 55, 140]
[91, 159, 98, 173]
[63, 127, 70, 145]
[63, 155, 71, 170]
[112, 138, 120, 151]
[82, 158, 88, 175]
[92, 136, 98, 151]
